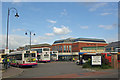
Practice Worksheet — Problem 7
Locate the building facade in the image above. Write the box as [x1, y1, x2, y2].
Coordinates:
[24, 43, 51, 50]
[52, 38, 108, 61]
[105, 41, 120, 52]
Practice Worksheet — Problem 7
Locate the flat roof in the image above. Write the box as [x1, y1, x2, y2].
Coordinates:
[53, 38, 106, 44]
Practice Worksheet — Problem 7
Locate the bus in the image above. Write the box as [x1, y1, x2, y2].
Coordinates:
[32, 48, 51, 62]
[50, 51, 58, 61]
[0, 53, 7, 63]
[9, 50, 37, 67]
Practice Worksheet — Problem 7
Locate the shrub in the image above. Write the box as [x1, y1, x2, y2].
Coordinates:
[82, 59, 91, 68]
[82, 59, 112, 69]
[101, 63, 112, 69]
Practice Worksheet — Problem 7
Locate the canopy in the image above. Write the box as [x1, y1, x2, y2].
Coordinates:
[79, 52, 97, 55]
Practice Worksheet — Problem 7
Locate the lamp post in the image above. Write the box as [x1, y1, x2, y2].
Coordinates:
[6, 7, 19, 54]
[25, 31, 35, 50]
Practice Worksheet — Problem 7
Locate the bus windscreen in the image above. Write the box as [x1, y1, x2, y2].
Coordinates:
[43, 48, 49, 51]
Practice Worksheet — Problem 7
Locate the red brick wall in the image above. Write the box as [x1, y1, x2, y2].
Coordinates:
[52, 43, 72, 53]
[52, 42, 108, 53]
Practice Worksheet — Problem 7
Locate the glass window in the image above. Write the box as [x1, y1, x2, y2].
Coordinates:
[43, 48, 49, 51]
[50, 52, 52, 54]
[82, 55, 91, 60]
[118, 49, 120, 52]
[52, 54, 57, 56]
[24, 53, 30, 58]
[52, 46, 54, 51]
[32, 49, 42, 53]
[61, 46, 62, 52]
[69, 45, 71, 52]
[2, 55, 7, 58]
[37, 55, 41, 59]
[55, 46, 57, 51]
[31, 53, 35, 57]
[67, 46, 68, 52]
[59, 46, 61, 51]
[16, 54, 22, 60]
[64, 45, 66, 52]
[53, 51, 57, 54]
[57, 46, 59, 51]
[26, 51, 30, 53]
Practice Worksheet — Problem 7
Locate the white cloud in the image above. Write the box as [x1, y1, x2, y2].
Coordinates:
[0, 34, 28, 49]
[61, 9, 67, 16]
[98, 24, 117, 30]
[47, 19, 56, 24]
[53, 25, 71, 35]
[100, 12, 112, 16]
[45, 33, 54, 36]
[0, 34, 52, 49]
[89, 3, 107, 12]
[80, 26, 88, 29]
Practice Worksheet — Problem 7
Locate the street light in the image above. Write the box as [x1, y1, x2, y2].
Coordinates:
[6, 7, 19, 54]
[25, 31, 35, 50]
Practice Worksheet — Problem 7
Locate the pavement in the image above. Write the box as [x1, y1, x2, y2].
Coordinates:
[0, 62, 119, 79]
[12, 62, 119, 78]
[0, 64, 23, 79]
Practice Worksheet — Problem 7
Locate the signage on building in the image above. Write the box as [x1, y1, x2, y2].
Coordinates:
[92, 56, 101, 65]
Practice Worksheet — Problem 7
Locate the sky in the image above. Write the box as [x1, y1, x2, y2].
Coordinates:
[0, 1, 119, 49]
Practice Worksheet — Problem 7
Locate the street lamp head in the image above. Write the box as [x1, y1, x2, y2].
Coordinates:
[25, 32, 27, 35]
[33, 33, 35, 36]
[15, 13, 19, 17]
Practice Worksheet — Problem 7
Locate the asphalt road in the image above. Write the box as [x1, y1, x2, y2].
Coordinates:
[11, 62, 118, 78]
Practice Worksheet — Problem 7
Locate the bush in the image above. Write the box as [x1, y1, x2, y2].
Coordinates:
[82, 59, 112, 69]
[82, 60, 91, 68]
[101, 63, 112, 69]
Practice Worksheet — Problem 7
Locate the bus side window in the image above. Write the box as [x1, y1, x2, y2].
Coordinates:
[31, 53, 35, 57]
[24, 54, 29, 57]
[37, 55, 41, 59]
[16, 54, 22, 60]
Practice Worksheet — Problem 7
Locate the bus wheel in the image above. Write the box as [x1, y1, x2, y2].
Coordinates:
[16, 63, 20, 68]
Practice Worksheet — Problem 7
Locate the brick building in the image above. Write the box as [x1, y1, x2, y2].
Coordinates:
[52, 38, 108, 61]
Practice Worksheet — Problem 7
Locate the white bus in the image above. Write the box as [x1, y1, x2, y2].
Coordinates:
[9, 50, 37, 67]
[32, 48, 51, 62]
[50, 51, 58, 61]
